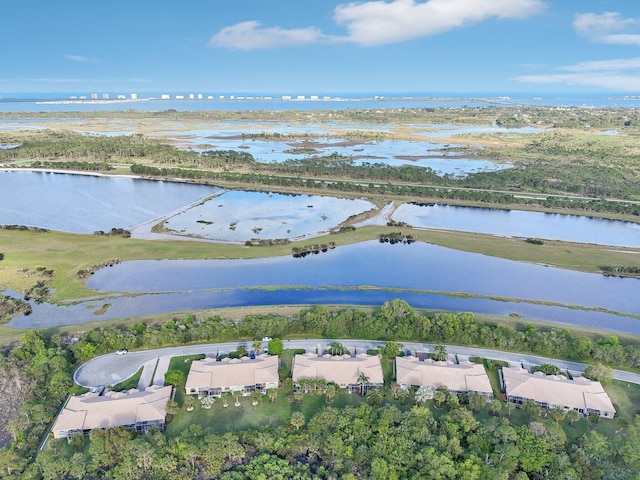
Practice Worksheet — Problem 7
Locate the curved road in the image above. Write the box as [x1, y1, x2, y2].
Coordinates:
[74, 339, 640, 388]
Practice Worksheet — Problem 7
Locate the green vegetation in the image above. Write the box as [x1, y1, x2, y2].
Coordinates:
[1, 303, 640, 478]
[111, 367, 143, 392]
[3, 106, 640, 476]
[1, 226, 639, 308]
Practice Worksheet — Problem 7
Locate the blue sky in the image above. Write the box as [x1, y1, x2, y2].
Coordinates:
[2, 0, 640, 94]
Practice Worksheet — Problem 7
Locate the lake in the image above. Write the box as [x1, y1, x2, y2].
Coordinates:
[392, 203, 640, 248]
[2, 170, 639, 334]
[7, 241, 640, 334]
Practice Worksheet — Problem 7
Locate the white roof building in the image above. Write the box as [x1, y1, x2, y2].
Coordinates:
[292, 353, 383, 392]
[502, 366, 616, 418]
[185, 354, 279, 397]
[396, 356, 493, 400]
[52, 385, 172, 440]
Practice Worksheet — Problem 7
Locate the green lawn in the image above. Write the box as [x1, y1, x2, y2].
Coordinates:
[111, 367, 143, 391]
[165, 389, 373, 438]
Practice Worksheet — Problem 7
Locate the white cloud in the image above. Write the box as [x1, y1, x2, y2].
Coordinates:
[64, 54, 100, 63]
[574, 12, 640, 46]
[208, 20, 325, 50]
[334, 0, 546, 46]
[561, 56, 640, 73]
[515, 12, 640, 91]
[208, 0, 546, 50]
[514, 57, 640, 91]
[515, 72, 640, 91]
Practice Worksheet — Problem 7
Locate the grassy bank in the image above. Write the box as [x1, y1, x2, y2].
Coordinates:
[2, 225, 640, 304]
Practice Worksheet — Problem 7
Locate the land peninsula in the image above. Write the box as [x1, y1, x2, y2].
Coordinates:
[2, 105, 640, 315]
[2, 105, 640, 477]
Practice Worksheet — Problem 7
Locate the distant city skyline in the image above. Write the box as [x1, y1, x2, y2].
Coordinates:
[2, 0, 640, 94]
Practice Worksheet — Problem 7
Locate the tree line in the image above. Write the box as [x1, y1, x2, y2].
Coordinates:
[1, 300, 640, 477]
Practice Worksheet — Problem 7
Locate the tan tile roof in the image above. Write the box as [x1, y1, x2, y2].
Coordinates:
[396, 357, 493, 395]
[185, 354, 279, 391]
[502, 367, 616, 415]
[292, 353, 384, 385]
[52, 385, 172, 438]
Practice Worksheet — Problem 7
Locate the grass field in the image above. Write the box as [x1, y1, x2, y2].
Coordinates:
[3, 223, 639, 305]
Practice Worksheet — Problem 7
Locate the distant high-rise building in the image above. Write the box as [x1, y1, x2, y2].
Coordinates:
[102, 93, 110, 99]
[90, 93, 98, 100]
[160, 94, 170, 100]
[130, 93, 138, 100]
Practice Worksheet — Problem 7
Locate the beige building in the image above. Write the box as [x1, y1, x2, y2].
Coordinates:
[502, 366, 616, 419]
[396, 357, 494, 401]
[52, 385, 172, 441]
[185, 354, 279, 398]
[292, 353, 383, 394]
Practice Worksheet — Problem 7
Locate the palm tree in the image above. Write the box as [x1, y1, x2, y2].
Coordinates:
[267, 388, 278, 404]
[468, 393, 486, 413]
[551, 407, 566, 423]
[290, 412, 305, 431]
[389, 381, 401, 400]
[434, 389, 447, 409]
[251, 389, 262, 406]
[505, 401, 515, 418]
[415, 385, 434, 404]
[357, 373, 370, 396]
[433, 344, 448, 362]
[325, 384, 337, 403]
[446, 393, 460, 409]
[489, 398, 503, 416]
[252, 339, 262, 354]
[522, 400, 541, 420]
[293, 390, 304, 404]
[567, 408, 580, 426]
[396, 388, 411, 405]
[165, 400, 180, 416]
[367, 387, 385, 406]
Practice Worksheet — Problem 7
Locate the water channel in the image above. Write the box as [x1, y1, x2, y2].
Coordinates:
[2, 171, 639, 333]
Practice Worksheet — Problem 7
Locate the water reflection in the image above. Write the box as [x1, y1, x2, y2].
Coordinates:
[163, 190, 375, 242]
[0, 170, 222, 233]
[7, 241, 640, 333]
[393, 203, 640, 248]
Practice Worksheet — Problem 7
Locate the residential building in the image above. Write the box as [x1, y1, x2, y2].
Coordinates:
[51, 385, 172, 441]
[185, 354, 279, 398]
[501, 366, 616, 419]
[292, 353, 383, 394]
[396, 356, 494, 401]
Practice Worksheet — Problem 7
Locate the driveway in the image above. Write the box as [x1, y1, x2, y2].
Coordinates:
[73, 339, 640, 388]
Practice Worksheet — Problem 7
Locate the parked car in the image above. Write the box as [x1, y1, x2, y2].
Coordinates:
[115, 349, 128, 355]
[262, 337, 272, 342]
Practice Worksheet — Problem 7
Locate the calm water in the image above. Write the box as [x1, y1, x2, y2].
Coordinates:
[164, 190, 375, 242]
[0, 119, 510, 176]
[0, 170, 222, 233]
[3, 93, 640, 113]
[2, 171, 639, 246]
[392, 204, 640, 248]
[7, 241, 640, 333]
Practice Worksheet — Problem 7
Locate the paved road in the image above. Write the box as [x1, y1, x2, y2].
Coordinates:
[73, 339, 640, 388]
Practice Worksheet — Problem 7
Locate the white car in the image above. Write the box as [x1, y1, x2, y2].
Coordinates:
[262, 337, 272, 342]
[115, 349, 128, 355]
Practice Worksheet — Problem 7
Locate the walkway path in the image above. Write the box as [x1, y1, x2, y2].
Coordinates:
[74, 339, 640, 388]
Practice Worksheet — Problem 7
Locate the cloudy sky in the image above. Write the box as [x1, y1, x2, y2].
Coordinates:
[2, 0, 640, 94]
